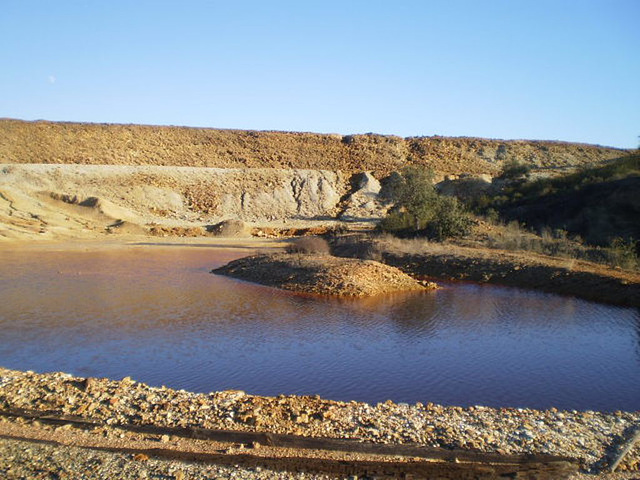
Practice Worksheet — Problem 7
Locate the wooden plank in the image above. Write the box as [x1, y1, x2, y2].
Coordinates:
[0, 432, 578, 480]
[0, 407, 577, 469]
[609, 426, 640, 472]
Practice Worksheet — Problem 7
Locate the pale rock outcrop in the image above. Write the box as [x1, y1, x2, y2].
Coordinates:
[339, 172, 389, 222]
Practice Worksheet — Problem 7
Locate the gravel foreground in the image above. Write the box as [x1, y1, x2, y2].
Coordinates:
[1, 368, 639, 479]
[0, 438, 638, 480]
[0, 436, 339, 480]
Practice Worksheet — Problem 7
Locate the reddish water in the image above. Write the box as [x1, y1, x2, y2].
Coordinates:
[0, 245, 639, 411]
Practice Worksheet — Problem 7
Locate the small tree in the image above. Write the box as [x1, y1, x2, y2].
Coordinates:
[379, 166, 472, 240]
[427, 196, 472, 240]
[381, 166, 438, 230]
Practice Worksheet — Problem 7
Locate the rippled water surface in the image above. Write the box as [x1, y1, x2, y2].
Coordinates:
[1, 245, 639, 411]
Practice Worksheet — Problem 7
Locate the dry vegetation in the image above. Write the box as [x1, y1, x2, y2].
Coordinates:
[480, 221, 639, 271]
[285, 237, 331, 255]
[331, 233, 640, 307]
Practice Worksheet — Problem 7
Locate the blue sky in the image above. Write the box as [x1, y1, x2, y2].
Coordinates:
[1, 0, 638, 148]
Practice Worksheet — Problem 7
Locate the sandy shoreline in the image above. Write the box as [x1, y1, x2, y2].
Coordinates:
[0, 235, 290, 251]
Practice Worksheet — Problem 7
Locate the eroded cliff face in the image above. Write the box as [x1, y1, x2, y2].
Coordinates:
[181, 168, 347, 221]
[0, 165, 364, 239]
[0, 119, 628, 176]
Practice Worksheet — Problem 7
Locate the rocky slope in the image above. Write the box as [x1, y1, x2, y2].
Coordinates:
[0, 119, 629, 176]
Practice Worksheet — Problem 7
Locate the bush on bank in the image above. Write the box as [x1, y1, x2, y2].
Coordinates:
[378, 166, 472, 240]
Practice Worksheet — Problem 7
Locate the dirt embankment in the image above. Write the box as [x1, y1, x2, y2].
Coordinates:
[213, 253, 434, 296]
[0, 118, 629, 176]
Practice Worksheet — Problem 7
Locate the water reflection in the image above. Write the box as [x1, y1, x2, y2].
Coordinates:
[0, 246, 639, 412]
[633, 311, 640, 359]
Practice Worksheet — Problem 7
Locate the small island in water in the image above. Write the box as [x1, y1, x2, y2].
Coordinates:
[213, 252, 437, 297]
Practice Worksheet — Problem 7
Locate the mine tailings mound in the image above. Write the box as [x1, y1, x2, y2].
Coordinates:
[0, 118, 629, 176]
[212, 253, 435, 297]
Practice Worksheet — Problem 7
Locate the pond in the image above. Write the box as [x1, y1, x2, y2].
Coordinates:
[0, 245, 638, 412]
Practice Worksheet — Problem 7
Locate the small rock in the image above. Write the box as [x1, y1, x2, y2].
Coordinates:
[81, 377, 96, 392]
[295, 413, 309, 424]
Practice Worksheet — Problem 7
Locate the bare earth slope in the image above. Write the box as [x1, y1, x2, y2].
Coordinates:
[0, 118, 628, 176]
[0, 164, 353, 240]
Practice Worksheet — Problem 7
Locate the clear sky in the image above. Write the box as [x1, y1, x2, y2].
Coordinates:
[1, 0, 638, 148]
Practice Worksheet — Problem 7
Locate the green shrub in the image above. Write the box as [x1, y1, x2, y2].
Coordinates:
[485, 208, 500, 224]
[426, 196, 473, 241]
[378, 166, 472, 240]
[378, 210, 415, 233]
[499, 154, 639, 203]
[608, 237, 638, 270]
[499, 160, 532, 180]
